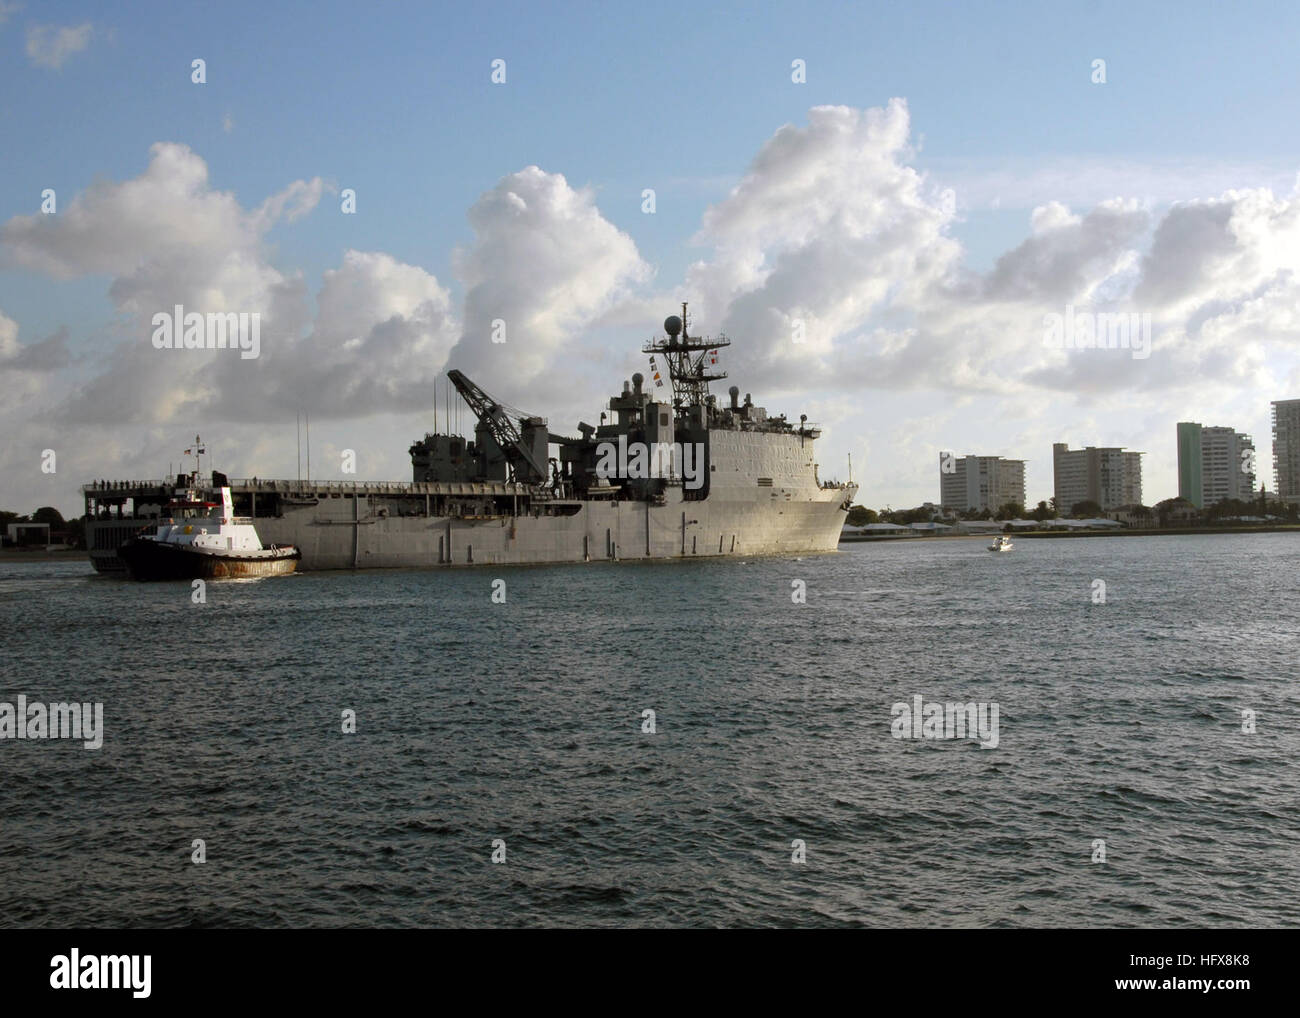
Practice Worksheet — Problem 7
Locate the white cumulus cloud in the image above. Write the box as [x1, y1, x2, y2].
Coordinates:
[444, 165, 650, 399]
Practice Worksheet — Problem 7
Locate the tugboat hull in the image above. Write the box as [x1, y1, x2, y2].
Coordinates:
[118, 538, 299, 581]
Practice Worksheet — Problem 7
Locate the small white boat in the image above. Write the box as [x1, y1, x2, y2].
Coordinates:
[988, 535, 1014, 552]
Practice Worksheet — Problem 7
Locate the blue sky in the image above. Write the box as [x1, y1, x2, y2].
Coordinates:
[3, 0, 1300, 515]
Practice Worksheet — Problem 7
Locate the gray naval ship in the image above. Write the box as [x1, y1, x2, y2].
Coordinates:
[84, 307, 857, 573]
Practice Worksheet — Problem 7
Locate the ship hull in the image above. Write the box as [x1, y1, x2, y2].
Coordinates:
[252, 486, 850, 570]
[117, 538, 300, 580]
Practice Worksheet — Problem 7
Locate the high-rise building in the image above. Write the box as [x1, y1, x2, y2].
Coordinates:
[939, 454, 1026, 512]
[1177, 422, 1255, 508]
[1052, 443, 1143, 512]
[1273, 399, 1300, 504]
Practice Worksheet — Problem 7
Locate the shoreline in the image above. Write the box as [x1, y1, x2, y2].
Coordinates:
[841, 525, 1300, 543]
[0, 549, 88, 562]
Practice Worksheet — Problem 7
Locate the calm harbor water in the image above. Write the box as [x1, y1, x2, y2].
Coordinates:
[2, 533, 1298, 928]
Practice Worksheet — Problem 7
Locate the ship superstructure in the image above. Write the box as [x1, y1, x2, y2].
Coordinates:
[84, 308, 857, 572]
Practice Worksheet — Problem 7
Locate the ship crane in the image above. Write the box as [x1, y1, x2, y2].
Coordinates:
[446, 369, 549, 484]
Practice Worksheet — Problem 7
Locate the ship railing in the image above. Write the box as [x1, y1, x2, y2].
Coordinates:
[228, 477, 527, 497]
[83, 479, 169, 492]
[231, 478, 425, 493]
[86, 476, 543, 496]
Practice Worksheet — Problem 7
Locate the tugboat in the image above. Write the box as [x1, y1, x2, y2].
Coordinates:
[118, 439, 300, 581]
[988, 535, 1015, 553]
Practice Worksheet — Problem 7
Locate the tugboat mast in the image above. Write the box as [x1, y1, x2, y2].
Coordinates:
[186, 434, 206, 481]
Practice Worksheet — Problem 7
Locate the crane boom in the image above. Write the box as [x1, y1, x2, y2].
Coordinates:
[446, 369, 549, 483]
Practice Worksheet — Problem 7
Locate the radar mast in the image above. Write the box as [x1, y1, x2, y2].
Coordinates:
[642, 302, 730, 408]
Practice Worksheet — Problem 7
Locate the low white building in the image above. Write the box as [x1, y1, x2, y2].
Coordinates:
[841, 523, 911, 539]
[6, 523, 51, 547]
[950, 520, 1005, 535]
